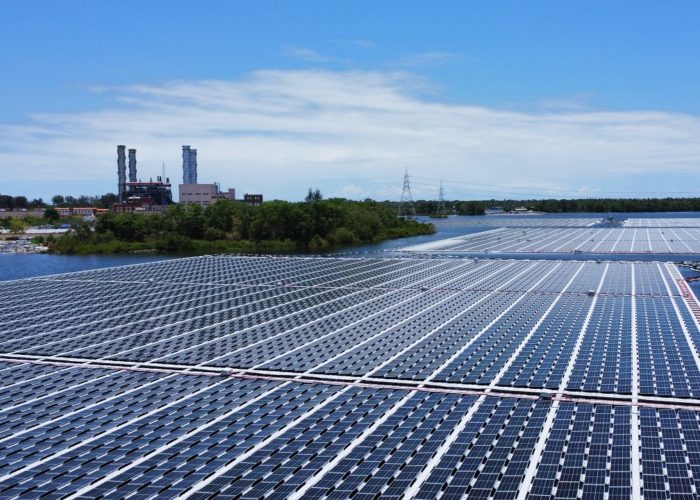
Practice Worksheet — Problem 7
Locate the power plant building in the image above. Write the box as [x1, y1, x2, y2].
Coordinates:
[115, 144, 257, 210]
[179, 184, 235, 207]
[243, 193, 263, 206]
[178, 144, 240, 207]
[113, 145, 173, 212]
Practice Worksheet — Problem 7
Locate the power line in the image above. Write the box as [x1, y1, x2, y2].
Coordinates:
[437, 179, 446, 216]
[410, 180, 565, 198]
[411, 175, 700, 197]
[409, 176, 700, 199]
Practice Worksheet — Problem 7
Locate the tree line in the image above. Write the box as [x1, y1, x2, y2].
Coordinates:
[51, 198, 435, 254]
[0, 195, 45, 210]
[6, 190, 700, 215]
[485, 198, 700, 213]
[0, 193, 120, 210]
[49, 194, 119, 208]
[387, 197, 700, 216]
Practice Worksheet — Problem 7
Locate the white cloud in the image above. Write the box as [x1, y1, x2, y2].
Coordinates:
[281, 45, 334, 62]
[2, 69, 700, 200]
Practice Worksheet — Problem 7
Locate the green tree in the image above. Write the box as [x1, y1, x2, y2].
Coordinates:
[12, 196, 28, 209]
[8, 218, 28, 234]
[204, 199, 252, 236]
[456, 201, 486, 215]
[249, 201, 292, 240]
[176, 204, 206, 239]
[71, 220, 93, 240]
[44, 207, 60, 221]
[98, 193, 118, 208]
[305, 188, 323, 203]
[0, 195, 13, 209]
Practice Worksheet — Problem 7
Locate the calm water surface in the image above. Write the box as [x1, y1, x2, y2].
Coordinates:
[0, 254, 173, 281]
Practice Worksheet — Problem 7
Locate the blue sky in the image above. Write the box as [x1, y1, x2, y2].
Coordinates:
[2, 0, 700, 201]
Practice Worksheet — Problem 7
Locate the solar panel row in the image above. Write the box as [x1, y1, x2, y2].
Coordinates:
[624, 218, 700, 228]
[429, 217, 603, 228]
[3, 360, 700, 499]
[400, 227, 700, 254]
[1, 258, 697, 400]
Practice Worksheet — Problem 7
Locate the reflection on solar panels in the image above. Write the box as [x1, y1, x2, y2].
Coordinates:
[624, 217, 700, 228]
[400, 227, 700, 254]
[428, 217, 603, 228]
[2, 255, 700, 497]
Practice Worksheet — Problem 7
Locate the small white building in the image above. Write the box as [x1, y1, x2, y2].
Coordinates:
[512, 207, 532, 214]
[179, 184, 236, 207]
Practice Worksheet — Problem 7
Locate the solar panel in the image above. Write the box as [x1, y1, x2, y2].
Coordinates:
[624, 217, 700, 228]
[399, 227, 700, 254]
[1, 254, 700, 497]
[429, 217, 604, 228]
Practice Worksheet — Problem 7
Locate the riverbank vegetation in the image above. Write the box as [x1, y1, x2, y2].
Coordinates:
[497, 198, 700, 213]
[49, 199, 435, 255]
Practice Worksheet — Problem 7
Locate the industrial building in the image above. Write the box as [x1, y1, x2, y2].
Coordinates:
[115, 144, 261, 210]
[113, 177, 174, 213]
[177, 145, 243, 208]
[114, 146, 173, 213]
[55, 207, 109, 218]
[179, 184, 235, 207]
[243, 193, 263, 206]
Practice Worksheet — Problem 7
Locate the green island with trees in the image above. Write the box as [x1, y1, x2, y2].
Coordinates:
[43, 198, 435, 255]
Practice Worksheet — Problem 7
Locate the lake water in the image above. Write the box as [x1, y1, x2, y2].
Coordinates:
[2, 212, 700, 281]
[0, 254, 174, 281]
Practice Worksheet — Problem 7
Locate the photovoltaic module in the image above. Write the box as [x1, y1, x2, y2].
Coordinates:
[2, 253, 700, 498]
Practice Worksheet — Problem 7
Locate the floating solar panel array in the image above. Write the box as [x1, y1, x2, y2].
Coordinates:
[429, 217, 603, 228]
[3, 255, 700, 498]
[400, 227, 700, 254]
[623, 218, 700, 228]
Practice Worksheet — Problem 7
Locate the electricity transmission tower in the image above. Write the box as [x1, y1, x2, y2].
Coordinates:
[398, 168, 416, 217]
[438, 179, 446, 216]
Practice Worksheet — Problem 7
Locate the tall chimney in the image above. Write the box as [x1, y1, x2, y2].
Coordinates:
[117, 145, 126, 202]
[182, 145, 191, 184]
[128, 148, 137, 182]
[189, 149, 198, 184]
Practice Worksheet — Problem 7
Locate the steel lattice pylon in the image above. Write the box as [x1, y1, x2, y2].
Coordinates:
[398, 168, 416, 217]
[438, 179, 446, 216]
